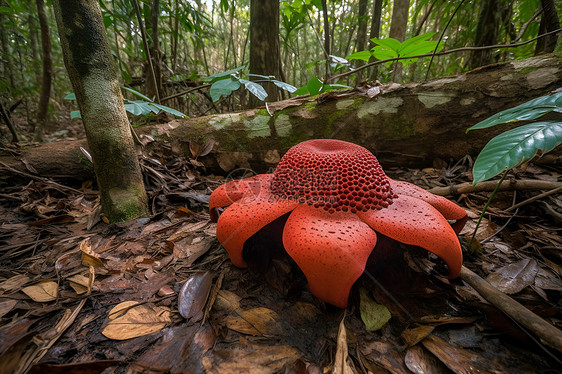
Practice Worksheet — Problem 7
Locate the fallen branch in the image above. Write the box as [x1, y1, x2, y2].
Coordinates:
[428, 180, 562, 196]
[459, 266, 562, 354]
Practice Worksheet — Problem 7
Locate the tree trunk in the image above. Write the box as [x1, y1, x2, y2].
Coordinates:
[321, 0, 330, 80]
[51, 0, 149, 222]
[33, 0, 52, 142]
[145, 0, 162, 103]
[534, 0, 560, 55]
[469, 0, 501, 69]
[2, 54, 561, 180]
[249, 0, 281, 107]
[354, 0, 369, 84]
[368, 0, 384, 80]
[389, 0, 410, 82]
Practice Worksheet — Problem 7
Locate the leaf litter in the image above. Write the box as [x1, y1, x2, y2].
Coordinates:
[0, 149, 560, 373]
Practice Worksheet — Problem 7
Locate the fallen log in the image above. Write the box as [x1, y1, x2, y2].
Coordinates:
[1, 54, 561, 181]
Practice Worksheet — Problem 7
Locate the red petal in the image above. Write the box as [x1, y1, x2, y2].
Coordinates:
[216, 194, 298, 268]
[390, 180, 468, 233]
[283, 205, 377, 308]
[357, 195, 462, 278]
[209, 174, 272, 222]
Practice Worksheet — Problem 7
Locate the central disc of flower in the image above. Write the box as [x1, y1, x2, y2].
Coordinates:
[270, 139, 395, 213]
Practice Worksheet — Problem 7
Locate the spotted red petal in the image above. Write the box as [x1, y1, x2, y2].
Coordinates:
[357, 194, 462, 278]
[209, 174, 272, 222]
[216, 194, 298, 267]
[389, 180, 468, 233]
[283, 204, 377, 308]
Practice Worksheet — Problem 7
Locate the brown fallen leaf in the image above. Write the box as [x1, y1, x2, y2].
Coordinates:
[101, 301, 172, 340]
[178, 271, 213, 321]
[0, 274, 31, 294]
[225, 307, 282, 336]
[21, 280, 58, 302]
[332, 317, 354, 374]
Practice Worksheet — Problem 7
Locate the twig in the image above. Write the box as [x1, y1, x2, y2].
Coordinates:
[428, 180, 562, 196]
[505, 186, 562, 212]
[327, 28, 562, 82]
[459, 266, 562, 353]
[161, 83, 212, 102]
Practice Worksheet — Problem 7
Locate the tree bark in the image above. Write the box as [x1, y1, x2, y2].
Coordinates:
[2, 54, 561, 180]
[388, 0, 411, 82]
[354, 0, 369, 84]
[534, 0, 560, 55]
[249, 0, 281, 107]
[52, 0, 149, 222]
[34, 0, 52, 142]
[368, 0, 384, 80]
[469, 0, 502, 69]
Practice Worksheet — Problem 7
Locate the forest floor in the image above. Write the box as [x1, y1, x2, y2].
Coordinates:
[0, 119, 561, 374]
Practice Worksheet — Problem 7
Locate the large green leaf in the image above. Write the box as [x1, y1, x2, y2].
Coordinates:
[202, 66, 245, 83]
[209, 78, 241, 102]
[272, 80, 297, 93]
[149, 103, 186, 118]
[468, 92, 562, 131]
[346, 50, 372, 62]
[472, 121, 562, 184]
[371, 37, 401, 51]
[239, 79, 268, 101]
[307, 77, 324, 96]
[398, 32, 436, 52]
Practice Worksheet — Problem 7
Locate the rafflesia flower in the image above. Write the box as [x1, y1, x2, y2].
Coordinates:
[209, 139, 468, 308]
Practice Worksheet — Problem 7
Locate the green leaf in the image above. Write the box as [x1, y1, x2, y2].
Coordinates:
[371, 46, 398, 61]
[359, 288, 391, 332]
[468, 92, 562, 131]
[124, 101, 156, 116]
[472, 121, 562, 184]
[306, 77, 324, 96]
[346, 50, 372, 62]
[272, 80, 297, 93]
[149, 103, 187, 118]
[400, 41, 441, 58]
[70, 110, 81, 119]
[398, 32, 437, 52]
[202, 66, 245, 83]
[209, 78, 241, 102]
[64, 93, 76, 100]
[239, 79, 268, 101]
[320, 83, 352, 93]
[371, 37, 401, 52]
[122, 86, 152, 102]
[293, 86, 309, 95]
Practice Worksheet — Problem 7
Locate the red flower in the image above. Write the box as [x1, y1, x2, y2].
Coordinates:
[210, 139, 468, 308]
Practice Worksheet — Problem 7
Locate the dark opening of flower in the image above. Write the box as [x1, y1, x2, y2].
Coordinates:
[210, 139, 468, 308]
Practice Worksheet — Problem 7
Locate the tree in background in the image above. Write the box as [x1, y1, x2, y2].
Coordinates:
[535, 0, 560, 54]
[469, 0, 502, 69]
[249, 0, 281, 107]
[33, 0, 52, 142]
[52, 0, 149, 222]
[354, 0, 369, 84]
[388, 0, 411, 82]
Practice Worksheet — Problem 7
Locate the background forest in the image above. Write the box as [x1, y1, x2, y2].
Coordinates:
[0, 0, 561, 143]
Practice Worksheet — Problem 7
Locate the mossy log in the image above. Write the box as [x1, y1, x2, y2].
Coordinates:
[2, 54, 561, 181]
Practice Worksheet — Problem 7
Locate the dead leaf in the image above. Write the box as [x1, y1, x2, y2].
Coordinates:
[67, 274, 90, 295]
[178, 272, 213, 321]
[332, 317, 354, 374]
[101, 301, 172, 340]
[486, 258, 538, 294]
[80, 238, 104, 267]
[21, 280, 58, 302]
[213, 290, 242, 312]
[422, 334, 502, 374]
[361, 341, 410, 374]
[359, 288, 391, 332]
[0, 274, 30, 294]
[401, 325, 435, 347]
[0, 299, 18, 318]
[225, 307, 282, 336]
[405, 345, 449, 374]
